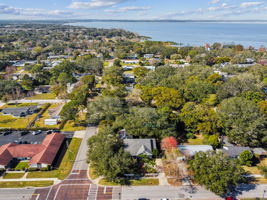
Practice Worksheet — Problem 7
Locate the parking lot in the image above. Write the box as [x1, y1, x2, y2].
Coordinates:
[0, 131, 74, 146]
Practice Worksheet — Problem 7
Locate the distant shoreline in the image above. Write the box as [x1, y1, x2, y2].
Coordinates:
[1, 19, 267, 24]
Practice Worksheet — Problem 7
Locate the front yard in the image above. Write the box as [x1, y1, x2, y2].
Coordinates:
[3, 173, 24, 179]
[27, 138, 82, 180]
[26, 93, 57, 100]
[0, 181, 53, 188]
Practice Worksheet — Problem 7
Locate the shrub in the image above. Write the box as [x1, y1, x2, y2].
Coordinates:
[239, 150, 254, 166]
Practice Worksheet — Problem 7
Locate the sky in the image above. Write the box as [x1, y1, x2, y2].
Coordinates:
[0, 0, 267, 20]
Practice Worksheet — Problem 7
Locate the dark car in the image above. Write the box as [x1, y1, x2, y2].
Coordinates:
[46, 130, 53, 135]
[3, 131, 12, 136]
[20, 131, 29, 136]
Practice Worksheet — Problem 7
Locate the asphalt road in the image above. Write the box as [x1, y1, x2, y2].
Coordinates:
[121, 185, 222, 200]
[0, 188, 34, 200]
[72, 127, 97, 171]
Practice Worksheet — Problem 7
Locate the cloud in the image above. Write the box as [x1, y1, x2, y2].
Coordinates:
[0, 4, 73, 18]
[69, 0, 127, 9]
[210, 0, 221, 4]
[240, 1, 264, 8]
[105, 6, 151, 13]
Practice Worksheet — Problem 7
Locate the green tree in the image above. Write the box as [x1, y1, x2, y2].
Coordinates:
[60, 101, 79, 121]
[133, 66, 149, 82]
[239, 150, 254, 167]
[115, 107, 177, 139]
[189, 151, 246, 197]
[102, 66, 124, 86]
[180, 102, 222, 135]
[87, 126, 136, 182]
[218, 97, 267, 146]
[87, 96, 125, 124]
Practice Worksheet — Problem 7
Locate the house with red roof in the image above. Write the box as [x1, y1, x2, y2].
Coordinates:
[0, 133, 64, 170]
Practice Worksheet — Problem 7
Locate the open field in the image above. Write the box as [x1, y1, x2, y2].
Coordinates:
[3, 173, 24, 179]
[26, 93, 57, 100]
[27, 138, 82, 180]
[0, 181, 53, 188]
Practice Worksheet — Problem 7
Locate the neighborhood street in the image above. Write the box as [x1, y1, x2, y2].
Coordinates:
[0, 127, 266, 200]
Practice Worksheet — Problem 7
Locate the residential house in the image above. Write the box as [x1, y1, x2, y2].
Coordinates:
[0, 133, 64, 170]
[122, 60, 139, 64]
[144, 54, 154, 59]
[123, 139, 157, 158]
[221, 146, 251, 158]
[178, 145, 213, 157]
[1, 106, 38, 117]
[144, 66, 156, 71]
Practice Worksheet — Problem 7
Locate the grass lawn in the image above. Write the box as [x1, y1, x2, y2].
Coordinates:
[123, 70, 134, 75]
[0, 181, 53, 188]
[27, 138, 82, 180]
[185, 135, 207, 145]
[15, 161, 29, 171]
[255, 177, 267, 184]
[98, 178, 159, 186]
[26, 93, 57, 100]
[0, 113, 38, 128]
[34, 104, 60, 129]
[89, 167, 99, 180]
[130, 179, 159, 186]
[3, 173, 25, 179]
[61, 120, 86, 132]
[244, 158, 267, 175]
[2, 103, 38, 108]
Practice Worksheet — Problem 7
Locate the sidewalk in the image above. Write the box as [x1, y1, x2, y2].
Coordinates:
[0, 178, 60, 184]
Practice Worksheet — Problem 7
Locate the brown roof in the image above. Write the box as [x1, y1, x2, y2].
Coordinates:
[0, 133, 64, 167]
[0, 144, 15, 166]
[29, 133, 64, 165]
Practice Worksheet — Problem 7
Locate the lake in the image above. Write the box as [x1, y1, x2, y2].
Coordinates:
[67, 21, 267, 48]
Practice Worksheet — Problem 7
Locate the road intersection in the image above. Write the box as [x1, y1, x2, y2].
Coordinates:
[0, 126, 266, 200]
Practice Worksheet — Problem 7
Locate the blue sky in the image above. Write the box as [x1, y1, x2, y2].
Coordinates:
[1, 0, 267, 20]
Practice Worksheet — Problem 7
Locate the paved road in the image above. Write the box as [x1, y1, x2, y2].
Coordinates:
[121, 185, 222, 200]
[0, 188, 34, 200]
[72, 127, 96, 171]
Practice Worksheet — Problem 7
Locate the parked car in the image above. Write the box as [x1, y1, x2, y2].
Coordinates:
[20, 131, 29, 136]
[3, 131, 12, 136]
[46, 130, 53, 135]
[32, 130, 42, 135]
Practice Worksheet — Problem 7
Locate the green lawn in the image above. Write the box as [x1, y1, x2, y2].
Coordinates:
[3, 173, 24, 179]
[0, 113, 38, 128]
[2, 103, 38, 108]
[15, 161, 29, 171]
[185, 135, 207, 145]
[98, 178, 159, 186]
[89, 167, 99, 180]
[0, 181, 53, 188]
[26, 93, 57, 100]
[27, 138, 82, 180]
[130, 179, 159, 186]
[61, 120, 86, 132]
